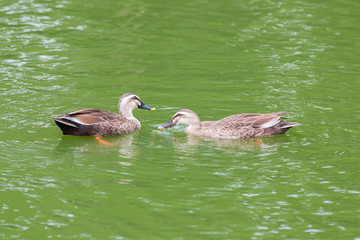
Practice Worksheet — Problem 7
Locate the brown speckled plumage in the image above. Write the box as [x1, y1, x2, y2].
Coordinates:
[52, 93, 155, 137]
[159, 109, 301, 139]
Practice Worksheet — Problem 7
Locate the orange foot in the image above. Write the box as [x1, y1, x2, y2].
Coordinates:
[95, 137, 115, 146]
[255, 139, 262, 144]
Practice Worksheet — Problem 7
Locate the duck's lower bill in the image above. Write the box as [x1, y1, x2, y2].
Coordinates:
[158, 119, 174, 129]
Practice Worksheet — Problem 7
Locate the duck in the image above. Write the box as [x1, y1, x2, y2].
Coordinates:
[158, 109, 300, 139]
[52, 93, 155, 137]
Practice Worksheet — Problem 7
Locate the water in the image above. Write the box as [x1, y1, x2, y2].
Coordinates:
[1, 0, 360, 239]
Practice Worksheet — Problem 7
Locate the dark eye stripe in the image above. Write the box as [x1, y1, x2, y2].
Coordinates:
[173, 113, 182, 119]
[131, 96, 141, 102]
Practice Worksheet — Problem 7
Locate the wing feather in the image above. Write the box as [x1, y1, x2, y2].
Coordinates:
[57, 109, 120, 125]
[216, 113, 281, 129]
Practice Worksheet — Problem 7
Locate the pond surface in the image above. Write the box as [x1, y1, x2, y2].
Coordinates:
[1, 0, 360, 239]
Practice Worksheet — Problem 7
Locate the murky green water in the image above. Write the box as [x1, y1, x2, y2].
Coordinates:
[1, 0, 360, 239]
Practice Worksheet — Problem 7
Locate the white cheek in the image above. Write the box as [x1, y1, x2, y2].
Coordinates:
[177, 118, 187, 125]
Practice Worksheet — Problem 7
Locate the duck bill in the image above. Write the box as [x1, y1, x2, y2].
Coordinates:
[139, 102, 156, 111]
[158, 119, 175, 130]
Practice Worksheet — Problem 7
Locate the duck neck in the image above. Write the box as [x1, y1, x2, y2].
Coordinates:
[185, 122, 202, 134]
[118, 101, 136, 120]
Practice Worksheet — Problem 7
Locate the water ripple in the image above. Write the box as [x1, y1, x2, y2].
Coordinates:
[1, 0, 74, 131]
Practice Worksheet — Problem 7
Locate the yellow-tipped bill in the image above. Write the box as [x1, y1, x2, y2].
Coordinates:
[139, 102, 155, 111]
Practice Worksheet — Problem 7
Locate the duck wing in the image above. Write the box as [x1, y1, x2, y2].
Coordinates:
[217, 113, 284, 129]
[54, 108, 120, 125]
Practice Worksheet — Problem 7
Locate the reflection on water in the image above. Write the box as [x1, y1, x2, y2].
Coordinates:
[114, 133, 138, 159]
[54, 132, 138, 159]
[167, 132, 294, 156]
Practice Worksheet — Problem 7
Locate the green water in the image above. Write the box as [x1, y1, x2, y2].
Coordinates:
[1, 0, 360, 239]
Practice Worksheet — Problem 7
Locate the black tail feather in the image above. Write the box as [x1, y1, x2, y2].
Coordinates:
[53, 118, 80, 135]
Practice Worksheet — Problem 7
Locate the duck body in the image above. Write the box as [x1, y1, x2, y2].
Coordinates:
[52, 93, 155, 137]
[159, 109, 300, 139]
[53, 109, 141, 136]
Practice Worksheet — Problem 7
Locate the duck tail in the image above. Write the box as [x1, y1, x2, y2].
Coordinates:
[52, 118, 79, 128]
[52, 118, 80, 135]
[281, 122, 301, 129]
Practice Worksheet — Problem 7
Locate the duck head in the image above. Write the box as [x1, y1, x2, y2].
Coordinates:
[119, 93, 155, 119]
[158, 109, 201, 130]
